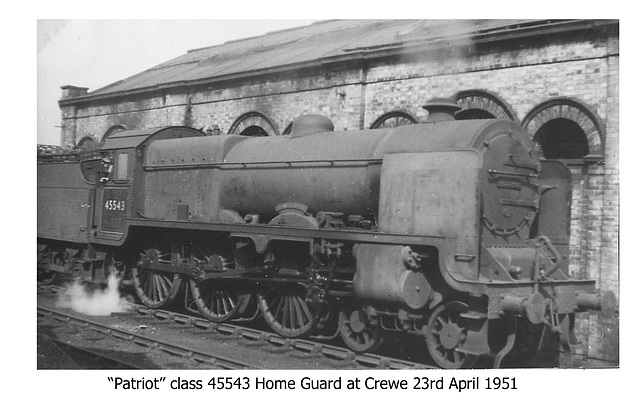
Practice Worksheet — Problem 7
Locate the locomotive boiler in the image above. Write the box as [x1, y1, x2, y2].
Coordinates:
[37, 99, 617, 368]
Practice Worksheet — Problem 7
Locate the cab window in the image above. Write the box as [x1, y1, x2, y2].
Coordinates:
[115, 152, 129, 179]
[80, 151, 117, 183]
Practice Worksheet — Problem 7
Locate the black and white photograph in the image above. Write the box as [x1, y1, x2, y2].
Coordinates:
[25, 6, 632, 417]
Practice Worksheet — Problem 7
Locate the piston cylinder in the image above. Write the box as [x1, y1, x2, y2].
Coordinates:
[353, 244, 432, 310]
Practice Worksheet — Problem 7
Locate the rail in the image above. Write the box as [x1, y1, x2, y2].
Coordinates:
[37, 284, 434, 370]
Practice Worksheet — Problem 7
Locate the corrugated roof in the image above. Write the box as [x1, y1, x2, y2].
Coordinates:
[68, 19, 612, 102]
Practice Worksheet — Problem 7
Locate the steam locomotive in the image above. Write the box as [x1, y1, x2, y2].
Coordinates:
[37, 99, 616, 368]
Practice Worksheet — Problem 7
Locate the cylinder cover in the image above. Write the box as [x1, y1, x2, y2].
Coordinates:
[354, 244, 432, 310]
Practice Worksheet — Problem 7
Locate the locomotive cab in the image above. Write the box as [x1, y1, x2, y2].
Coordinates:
[75, 144, 137, 242]
[91, 126, 206, 243]
[93, 148, 133, 238]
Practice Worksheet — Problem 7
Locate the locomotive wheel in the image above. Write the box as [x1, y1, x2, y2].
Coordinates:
[425, 301, 478, 369]
[132, 247, 182, 309]
[38, 251, 64, 285]
[188, 245, 251, 322]
[258, 286, 318, 338]
[338, 305, 384, 353]
[190, 279, 251, 322]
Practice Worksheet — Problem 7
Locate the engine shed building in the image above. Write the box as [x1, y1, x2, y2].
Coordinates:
[58, 19, 619, 364]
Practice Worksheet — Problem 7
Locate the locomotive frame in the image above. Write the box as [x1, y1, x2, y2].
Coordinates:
[37, 101, 617, 369]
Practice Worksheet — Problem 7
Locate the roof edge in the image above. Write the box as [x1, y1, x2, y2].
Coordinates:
[59, 19, 619, 107]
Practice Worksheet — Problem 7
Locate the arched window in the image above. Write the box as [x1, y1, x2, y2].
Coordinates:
[455, 108, 496, 120]
[523, 98, 604, 160]
[102, 125, 126, 145]
[229, 111, 279, 136]
[240, 125, 269, 137]
[370, 111, 417, 129]
[454, 90, 518, 122]
[533, 118, 589, 159]
[77, 136, 96, 150]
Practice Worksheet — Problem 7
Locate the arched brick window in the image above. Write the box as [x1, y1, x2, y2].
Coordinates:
[522, 98, 604, 160]
[77, 136, 97, 150]
[454, 90, 519, 122]
[370, 111, 417, 129]
[101, 125, 126, 145]
[229, 111, 279, 136]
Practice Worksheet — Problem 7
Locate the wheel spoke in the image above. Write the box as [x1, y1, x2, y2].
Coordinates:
[143, 275, 151, 295]
[157, 275, 170, 300]
[150, 275, 159, 301]
[222, 292, 234, 314]
[299, 296, 313, 321]
[285, 297, 294, 329]
[258, 287, 317, 338]
[273, 295, 285, 322]
[153, 275, 163, 301]
[297, 301, 311, 324]
[294, 296, 304, 328]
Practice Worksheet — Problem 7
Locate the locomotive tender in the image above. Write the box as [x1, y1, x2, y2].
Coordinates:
[37, 99, 616, 368]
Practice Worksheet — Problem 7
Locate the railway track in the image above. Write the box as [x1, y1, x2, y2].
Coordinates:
[37, 284, 435, 370]
[37, 306, 263, 369]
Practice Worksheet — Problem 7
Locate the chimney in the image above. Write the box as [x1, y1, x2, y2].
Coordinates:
[60, 85, 89, 100]
[423, 98, 461, 122]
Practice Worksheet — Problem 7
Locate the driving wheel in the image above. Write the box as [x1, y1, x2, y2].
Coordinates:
[425, 301, 478, 369]
[189, 244, 251, 322]
[257, 286, 318, 338]
[132, 246, 182, 309]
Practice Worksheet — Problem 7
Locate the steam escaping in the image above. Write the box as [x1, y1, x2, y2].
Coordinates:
[57, 273, 132, 316]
